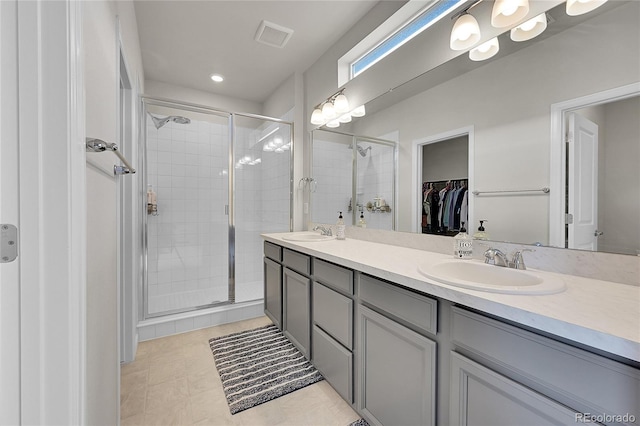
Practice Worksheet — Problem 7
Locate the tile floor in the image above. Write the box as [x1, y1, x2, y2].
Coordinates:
[121, 316, 361, 425]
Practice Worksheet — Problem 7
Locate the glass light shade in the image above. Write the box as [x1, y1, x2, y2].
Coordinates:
[339, 113, 352, 123]
[351, 105, 366, 117]
[450, 14, 481, 51]
[310, 108, 325, 125]
[566, 0, 607, 16]
[469, 37, 500, 61]
[281, 143, 290, 151]
[326, 119, 340, 128]
[273, 136, 283, 146]
[491, 0, 530, 28]
[333, 94, 350, 114]
[510, 13, 547, 42]
[322, 102, 337, 119]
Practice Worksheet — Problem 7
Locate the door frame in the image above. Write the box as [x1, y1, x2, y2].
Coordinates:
[10, 1, 86, 424]
[549, 82, 640, 248]
[411, 126, 475, 233]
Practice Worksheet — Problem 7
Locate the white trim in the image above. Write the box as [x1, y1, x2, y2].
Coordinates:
[549, 82, 640, 248]
[17, 1, 86, 424]
[411, 126, 474, 233]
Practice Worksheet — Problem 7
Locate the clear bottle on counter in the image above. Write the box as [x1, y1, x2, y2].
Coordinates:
[336, 211, 346, 240]
[454, 222, 473, 259]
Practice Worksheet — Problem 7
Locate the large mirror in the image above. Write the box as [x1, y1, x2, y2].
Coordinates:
[332, 0, 639, 256]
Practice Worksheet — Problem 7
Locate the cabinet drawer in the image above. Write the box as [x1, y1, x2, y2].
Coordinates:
[313, 282, 353, 349]
[264, 241, 282, 261]
[313, 325, 353, 403]
[452, 307, 640, 423]
[283, 248, 310, 275]
[359, 274, 438, 336]
[313, 258, 353, 294]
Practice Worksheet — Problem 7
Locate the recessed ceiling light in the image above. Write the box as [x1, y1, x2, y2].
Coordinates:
[210, 74, 224, 83]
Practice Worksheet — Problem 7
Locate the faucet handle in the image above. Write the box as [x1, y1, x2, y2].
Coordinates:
[511, 248, 535, 270]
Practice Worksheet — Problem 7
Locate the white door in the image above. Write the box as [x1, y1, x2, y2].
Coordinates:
[0, 1, 21, 423]
[567, 113, 599, 251]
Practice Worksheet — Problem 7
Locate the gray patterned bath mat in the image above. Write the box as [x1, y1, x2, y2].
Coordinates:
[209, 324, 324, 414]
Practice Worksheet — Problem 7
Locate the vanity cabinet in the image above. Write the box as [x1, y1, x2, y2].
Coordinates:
[282, 248, 311, 358]
[263, 242, 283, 329]
[358, 275, 437, 426]
[312, 258, 355, 403]
[263, 241, 639, 426]
[450, 307, 640, 426]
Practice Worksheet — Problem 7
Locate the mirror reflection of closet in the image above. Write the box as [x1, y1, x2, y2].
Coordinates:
[420, 135, 469, 236]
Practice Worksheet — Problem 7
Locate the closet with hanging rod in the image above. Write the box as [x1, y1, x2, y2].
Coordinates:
[422, 178, 468, 236]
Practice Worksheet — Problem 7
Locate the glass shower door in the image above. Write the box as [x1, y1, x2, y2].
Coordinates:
[356, 137, 396, 230]
[144, 100, 230, 316]
[233, 114, 292, 303]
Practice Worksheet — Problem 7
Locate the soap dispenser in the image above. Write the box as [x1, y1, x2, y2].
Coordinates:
[336, 212, 346, 240]
[473, 220, 489, 240]
[358, 211, 367, 228]
[454, 222, 473, 259]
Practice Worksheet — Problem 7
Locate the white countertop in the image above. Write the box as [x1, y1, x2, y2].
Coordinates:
[263, 232, 640, 363]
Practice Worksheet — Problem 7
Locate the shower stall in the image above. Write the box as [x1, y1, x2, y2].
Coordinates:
[141, 97, 292, 319]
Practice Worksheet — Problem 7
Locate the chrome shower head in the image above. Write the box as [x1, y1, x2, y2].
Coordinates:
[150, 114, 191, 129]
[356, 144, 371, 157]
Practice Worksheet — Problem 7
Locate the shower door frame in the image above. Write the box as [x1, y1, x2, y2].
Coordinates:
[140, 96, 294, 319]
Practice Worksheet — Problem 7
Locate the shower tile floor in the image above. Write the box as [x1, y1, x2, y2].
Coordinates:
[121, 316, 360, 425]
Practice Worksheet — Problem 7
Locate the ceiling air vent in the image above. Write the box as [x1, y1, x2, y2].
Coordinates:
[254, 20, 293, 49]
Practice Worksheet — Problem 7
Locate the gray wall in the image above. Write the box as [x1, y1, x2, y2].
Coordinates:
[422, 136, 468, 183]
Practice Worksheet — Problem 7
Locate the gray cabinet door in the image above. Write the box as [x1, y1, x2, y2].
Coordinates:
[283, 267, 311, 358]
[264, 257, 282, 329]
[450, 352, 578, 426]
[358, 305, 436, 426]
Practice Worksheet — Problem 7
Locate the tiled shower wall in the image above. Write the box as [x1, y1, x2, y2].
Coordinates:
[312, 138, 394, 229]
[312, 139, 353, 224]
[357, 142, 394, 230]
[146, 118, 229, 315]
[145, 115, 290, 315]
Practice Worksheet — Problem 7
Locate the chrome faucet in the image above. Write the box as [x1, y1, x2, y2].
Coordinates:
[312, 225, 332, 236]
[484, 248, 510, 267]
[484, 248, 534, 270]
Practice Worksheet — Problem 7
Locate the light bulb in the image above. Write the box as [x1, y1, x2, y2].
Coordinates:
[322, 102, 336, 119]
[510, 13, 547, 42]
[491, 0, 529, 28]
[450, 13, 481, 50]
[566, 0, 607, 16]
[333, 94, 350, 114]
[310, 108, 325, 125]
[210, 74, 224, 82]
[339, 113, 352, 123]
[351, 105, 366, 117]
[469, 37, 499, 61]
[273, 136, 283, 146]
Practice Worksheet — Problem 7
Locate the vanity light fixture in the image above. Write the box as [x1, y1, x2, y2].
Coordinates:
[310, 88, 362, 128]
[566, 0, 608, 16]
[469, 37, 500, 61]
[510, 13, 547, 42]
[491, 0, 530, 28]
[450, 12, 481, 50]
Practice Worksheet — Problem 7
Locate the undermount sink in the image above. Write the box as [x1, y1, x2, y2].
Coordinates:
[418, 260, 565, 295]
[281, 232, 336, 242]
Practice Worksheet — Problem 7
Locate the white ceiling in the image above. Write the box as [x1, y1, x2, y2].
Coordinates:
[133, 1, 381, 104]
